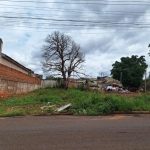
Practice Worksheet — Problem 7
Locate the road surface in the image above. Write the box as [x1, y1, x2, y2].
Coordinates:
[0, 114, 150, 150]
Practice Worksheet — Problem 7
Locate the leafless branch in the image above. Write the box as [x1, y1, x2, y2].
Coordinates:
[41, 31, 85, 89]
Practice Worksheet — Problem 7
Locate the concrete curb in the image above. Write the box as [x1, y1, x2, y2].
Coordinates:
[113, 111, 150, 114]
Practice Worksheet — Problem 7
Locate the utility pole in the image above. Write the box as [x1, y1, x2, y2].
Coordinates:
[120, 72, 122, 83]
[145, 70, 147, 93]
[148, 44, 150, 56]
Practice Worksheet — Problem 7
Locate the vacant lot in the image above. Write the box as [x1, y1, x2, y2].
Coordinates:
[0, 88, 150, 117]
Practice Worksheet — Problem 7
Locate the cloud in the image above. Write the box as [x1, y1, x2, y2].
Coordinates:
[1, 0, 150, 78]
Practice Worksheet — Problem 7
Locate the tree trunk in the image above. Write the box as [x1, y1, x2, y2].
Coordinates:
[64, 79, 69, 90]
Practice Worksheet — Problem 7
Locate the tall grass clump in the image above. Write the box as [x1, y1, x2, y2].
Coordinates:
[68, 92, 150, 115]
[133, 94, 150, 111]
[68, 92, 117, 115]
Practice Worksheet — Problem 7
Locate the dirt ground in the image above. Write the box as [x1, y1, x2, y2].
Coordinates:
[0, 93, 5, 98]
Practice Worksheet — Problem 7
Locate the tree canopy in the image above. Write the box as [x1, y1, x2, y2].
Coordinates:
[41, 31, 85, 89]
[45, 75, 55, 80]
[111, 55, 148, 88]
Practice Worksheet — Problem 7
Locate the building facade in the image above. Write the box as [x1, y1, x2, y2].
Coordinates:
[0, 38, 41, 97]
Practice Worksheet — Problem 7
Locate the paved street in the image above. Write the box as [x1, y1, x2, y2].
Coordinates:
[0, 114, 150, 150]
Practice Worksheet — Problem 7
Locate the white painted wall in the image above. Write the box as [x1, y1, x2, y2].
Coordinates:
[0, 58, 28, 74]
[0, 39, 28, 74]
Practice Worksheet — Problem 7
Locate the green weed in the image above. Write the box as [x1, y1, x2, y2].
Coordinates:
[0, 88, 150, 116]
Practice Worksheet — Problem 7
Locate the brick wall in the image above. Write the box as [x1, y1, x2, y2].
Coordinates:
[68, 81, 83, 88]
[0, 64, 41, 97]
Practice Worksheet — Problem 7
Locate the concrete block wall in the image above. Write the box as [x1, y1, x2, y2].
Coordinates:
[41, 80, 83, 89]
[41, 80, 58, 88]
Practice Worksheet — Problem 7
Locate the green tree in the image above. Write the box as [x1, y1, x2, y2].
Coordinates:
[111, 55, 148, 88]
[28, 69, 34, 75]
[45, 75, 55, 80]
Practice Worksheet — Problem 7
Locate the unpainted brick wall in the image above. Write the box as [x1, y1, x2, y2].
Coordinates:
[0, 64, 41, 97]
[68, 81, 83, 88]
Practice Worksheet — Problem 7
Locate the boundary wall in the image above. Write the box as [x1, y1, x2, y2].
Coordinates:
[0, 64, 41, 97]
[41, 79, 83, 89]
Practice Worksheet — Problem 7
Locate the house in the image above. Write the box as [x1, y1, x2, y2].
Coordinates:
[0, 38, 42, 88]
[0, 38, 42, 96]
[0, 38, 30, 74]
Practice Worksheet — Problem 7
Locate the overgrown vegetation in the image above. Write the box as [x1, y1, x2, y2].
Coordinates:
[111, 55, 147, 89]
[0, 88, 150, 117]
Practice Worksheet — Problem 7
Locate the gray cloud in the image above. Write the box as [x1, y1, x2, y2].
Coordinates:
[1, 0, 150, 77]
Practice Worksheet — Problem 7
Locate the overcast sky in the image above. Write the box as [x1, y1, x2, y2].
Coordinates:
[1, 0, 150, 78]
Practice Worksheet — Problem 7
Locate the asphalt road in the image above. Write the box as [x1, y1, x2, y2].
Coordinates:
[0, 115, 150, 150]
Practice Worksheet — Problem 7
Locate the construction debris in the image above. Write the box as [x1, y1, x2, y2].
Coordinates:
[40, 105, 55, 110]
[106, 86, 118, 91]
[105, 82, 133, 93]
[90, 87, 101, 91]
[56, 103, 71, 112]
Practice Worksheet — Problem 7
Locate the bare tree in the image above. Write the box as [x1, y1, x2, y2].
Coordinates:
[41, 31, 85, 90]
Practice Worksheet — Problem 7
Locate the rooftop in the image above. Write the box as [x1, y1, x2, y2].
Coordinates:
[1, 53, 30, 72]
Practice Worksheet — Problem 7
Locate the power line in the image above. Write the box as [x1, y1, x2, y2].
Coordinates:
[1, 0, 150, 33]
[1, 14, 150, 31]
[1, 15, 150, 26]
[0, 4, 149, 14]
[1, 0, 150, 5]
[1, 24, 149, 33]
[2, 11, 150, 18]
